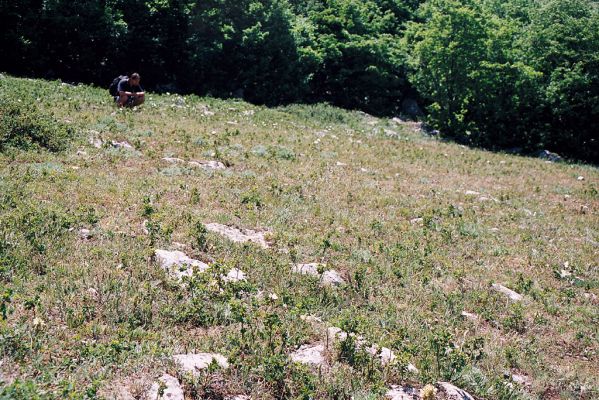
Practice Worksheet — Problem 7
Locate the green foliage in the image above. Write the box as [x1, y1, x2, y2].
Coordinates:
[0, 97, 72, 152]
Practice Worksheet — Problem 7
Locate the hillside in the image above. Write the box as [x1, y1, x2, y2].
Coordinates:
[0, 75, 597, 399]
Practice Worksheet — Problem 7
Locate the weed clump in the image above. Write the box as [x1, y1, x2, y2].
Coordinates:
[0, 98, 72, 152]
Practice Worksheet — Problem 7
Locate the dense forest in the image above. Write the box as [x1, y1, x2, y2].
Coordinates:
[1, 0, 598, 162]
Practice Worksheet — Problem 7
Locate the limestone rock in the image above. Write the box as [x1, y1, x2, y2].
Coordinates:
[205, 223, 269, 248]
[437, 382, 474, 400]
[386, 385, 420, 400]
[78, 228, 93, 240]
[292, 263, 321, 277]
[188, 160, 226, 170]
[537, 150, 562, 162]
[461, 311, 479, 321]
[173, 353, 229, 377]
[111, 140, 134, 150]
[147, 374, 184, 400]
[222, 268, 247, 283]
[154, 249, 209, 280]
[321, 270, 345, 286]
[290, 344, 326, 366]
[492, 283, 523, 302]
[292, 263, 345, 286]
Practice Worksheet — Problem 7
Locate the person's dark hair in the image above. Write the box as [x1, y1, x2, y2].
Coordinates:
[130, 73, 140, 80]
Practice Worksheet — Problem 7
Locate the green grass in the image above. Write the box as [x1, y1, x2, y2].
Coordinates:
[0, 74, 597, 399]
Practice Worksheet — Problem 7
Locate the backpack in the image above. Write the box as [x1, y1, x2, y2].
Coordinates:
[109, 75, 127, 96]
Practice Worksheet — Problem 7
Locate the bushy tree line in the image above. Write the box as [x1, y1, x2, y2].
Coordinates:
[1, 0, 597, 161]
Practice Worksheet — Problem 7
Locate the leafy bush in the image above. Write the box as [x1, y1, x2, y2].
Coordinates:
[0, 98, 72, 152]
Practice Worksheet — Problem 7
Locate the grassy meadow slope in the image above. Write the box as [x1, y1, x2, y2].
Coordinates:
[0, 75, 597, 399]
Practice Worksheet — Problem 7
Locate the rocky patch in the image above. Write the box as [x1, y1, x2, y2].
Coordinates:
[205, 223, 270, 248]
[147, 374, 184, 400]
[173, 353, 229, 377]
[292, 263, 345, 286]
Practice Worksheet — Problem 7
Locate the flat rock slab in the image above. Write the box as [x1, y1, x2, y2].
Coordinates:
[205, 223, 270, 248]
[147, 374, 184, 400]
[386, 385, 420, 400]
[188, 160, 226, 170]
[290, 344, 326, 366]
[292, 263, 345, 286]
[437, 382, 475, 400]
[173, 353, 229, 377]
[492, 283, 523, 302]
[155, 249, 209, 280]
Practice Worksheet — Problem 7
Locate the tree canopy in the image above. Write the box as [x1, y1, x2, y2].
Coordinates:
[1, 0, 597, 162]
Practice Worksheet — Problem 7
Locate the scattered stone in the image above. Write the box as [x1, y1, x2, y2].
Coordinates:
[461, 311, 479, 321]
[410, 218, 423, 225]
[321, 270, 344, 286]
[437, 382, 475, 400]
[386, 385, 420, 400]
[87, 288, 99, 300]
[77, 149, 88, 156]
[222, 268, 247, 283]
[492, 283, 523, 302]
[205, 223, 270, 248]
[537, 150, 562, 162]
[188, 160, 226, 170]
[154, 249, 209, 280]
[392, 117, 404, 125]
[407, 363, 420, 374]
[78, 228, 93, 240]
[89, 136, 103, 148]
[577, 176, 585, 181]
[203, 110, 215, 116]
[336, 161, 348, 166]
[147, 374, 184, 400]
[464, 190, 480, 196]
[583, 293, 598, 303]
[111, 140, 134, 150]
[384, 129, 399, 138]
[292, 263, 345, 286]
[290, 344, 326, 366]
[226, 121, 238, 125]
[360, 167, 368, 173]
[511, 373, 532, 386]
[242, 110, 255, 116]
[300, 315, 322, 324]
[173, 353, 229, 377]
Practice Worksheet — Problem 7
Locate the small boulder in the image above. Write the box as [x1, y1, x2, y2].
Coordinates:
[492, 283, 523, 302]
[154, 249, 209, 281]
[147, 374, 184, 400]
[290, 344, 326, 366]
[537, 150, 562, 162]
[222, 268, 247, 283]
[111, 140, 134, 150]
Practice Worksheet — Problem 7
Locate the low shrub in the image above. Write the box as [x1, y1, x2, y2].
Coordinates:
[0, 98, 72, 152]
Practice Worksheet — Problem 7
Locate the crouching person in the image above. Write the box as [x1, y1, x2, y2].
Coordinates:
[116, 73, 145, 107]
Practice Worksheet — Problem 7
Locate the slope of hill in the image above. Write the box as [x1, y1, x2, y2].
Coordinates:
[0, 75, 597, 399]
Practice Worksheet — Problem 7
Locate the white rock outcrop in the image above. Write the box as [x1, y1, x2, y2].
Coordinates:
[154, 249, 209, 280]
[205, 223, 269, 248]
[173, 353, 229, 377]
[289, 344, 326, 366]
[292, 263, 345, 286]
